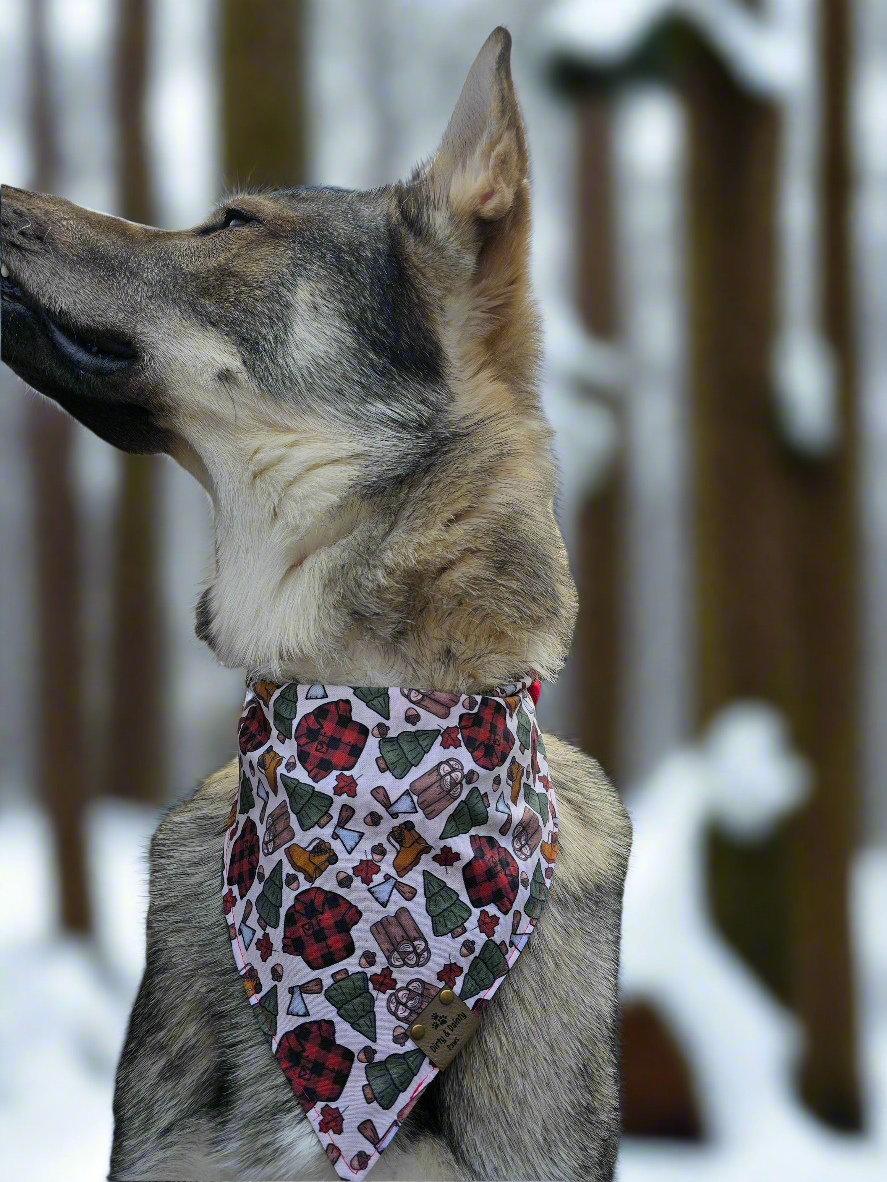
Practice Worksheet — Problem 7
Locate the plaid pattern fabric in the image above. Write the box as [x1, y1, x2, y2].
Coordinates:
[226, 818, 259, 898]
[239, 700, 271, 754]
[294, 700, 369, 783]
[276, 1020, 355, 1107]
[281, 886, 362, 969]
[224, 677, 552, 1182]
[458, 698, 514, 770]
[462, 833, 520, 914]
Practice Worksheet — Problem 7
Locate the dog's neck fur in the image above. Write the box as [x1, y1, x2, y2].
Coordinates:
[189, 404, 576, 693]
[178, 30, 579, 694]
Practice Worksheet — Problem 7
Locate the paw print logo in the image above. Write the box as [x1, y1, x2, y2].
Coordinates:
[431, 1011, 449, 1031]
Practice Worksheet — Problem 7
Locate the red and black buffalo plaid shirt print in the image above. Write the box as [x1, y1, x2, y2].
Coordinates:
[462, 833, 520, 914]
[294, 700, 369, 783]
[281, 886, 362, 969]
[239, 700, 271, 754]
[276, 1020, 354, 1108]
[227, 818, 259, 898]
[458, 698, 515, 770]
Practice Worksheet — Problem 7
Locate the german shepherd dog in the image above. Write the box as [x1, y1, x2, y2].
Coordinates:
[1, 29, 630, 1182]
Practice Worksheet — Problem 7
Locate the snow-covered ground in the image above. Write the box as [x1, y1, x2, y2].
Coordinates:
[1, 764, 885, 1181]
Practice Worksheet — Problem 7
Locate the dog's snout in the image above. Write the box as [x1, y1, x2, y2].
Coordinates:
[1, 186, 52, 252]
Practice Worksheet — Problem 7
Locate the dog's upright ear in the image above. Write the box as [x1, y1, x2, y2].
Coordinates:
[426, 26, 528, 231]
[407, 28, 537, 399]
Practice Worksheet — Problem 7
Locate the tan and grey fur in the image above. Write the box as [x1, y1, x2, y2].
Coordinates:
[1, 28, 630, 1182]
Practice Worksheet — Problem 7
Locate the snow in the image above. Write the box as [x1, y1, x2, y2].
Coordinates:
[0, 799, 156, 1182]
[2, 714, 886, 1180]
[619, 703, 887, 1180]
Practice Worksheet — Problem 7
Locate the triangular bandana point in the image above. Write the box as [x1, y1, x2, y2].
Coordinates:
[223, 677, 553, 1181]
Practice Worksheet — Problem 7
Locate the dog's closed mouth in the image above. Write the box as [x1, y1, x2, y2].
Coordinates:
[1, 271, 137, 375]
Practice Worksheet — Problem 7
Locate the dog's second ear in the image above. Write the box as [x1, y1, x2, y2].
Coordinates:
[426, 26, 528, 234]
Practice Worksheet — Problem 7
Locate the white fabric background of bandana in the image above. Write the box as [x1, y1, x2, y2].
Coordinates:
[223, 680, 556, 1181]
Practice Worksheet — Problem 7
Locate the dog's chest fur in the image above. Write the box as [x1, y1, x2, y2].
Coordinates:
[110, 735, 629, 1181]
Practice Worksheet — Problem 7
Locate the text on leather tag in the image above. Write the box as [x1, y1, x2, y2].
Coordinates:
[406, 986, 481, 1070]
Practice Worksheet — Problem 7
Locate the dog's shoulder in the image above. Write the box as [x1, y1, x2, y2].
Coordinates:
[542, 731, 631, 890]
[149, 759, 237, 885]
[157, 756, 238, 835]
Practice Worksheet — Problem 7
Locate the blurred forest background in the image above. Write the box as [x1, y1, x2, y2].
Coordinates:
[1, 1, 886, 1179]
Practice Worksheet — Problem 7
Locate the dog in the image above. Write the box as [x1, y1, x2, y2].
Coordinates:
[1, 27, 630, 1181]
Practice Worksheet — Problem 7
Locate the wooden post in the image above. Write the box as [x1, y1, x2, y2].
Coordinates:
[104, 0, 167, 803]
[25, 0, 91, 931]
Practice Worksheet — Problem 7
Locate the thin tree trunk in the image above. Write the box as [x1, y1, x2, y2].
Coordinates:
[573, 96, 623, 783]
[789, 0, 861, 1128]
[25, 0, 91, 931]
[104, 0, 166, 804]
[219, 0, 305, 191]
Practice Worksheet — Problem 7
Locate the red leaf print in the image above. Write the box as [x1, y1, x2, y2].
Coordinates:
[436, 962, 463, 988]
[334, 773, 358, 797]
[477, 910, 498, 938]
[440, 726, 462, 750]
[539, 774, 551, 794]
[319, 1105, 344, 1135]
[370, 966, 397, 993]
[256, 932, 273, 962]
[354, 857, 381, 885]
[432, 845, 461, 868]
[222, 889, 236, 914]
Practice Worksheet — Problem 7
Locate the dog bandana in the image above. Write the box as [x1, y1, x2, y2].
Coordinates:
[223, 677, 556, 1180]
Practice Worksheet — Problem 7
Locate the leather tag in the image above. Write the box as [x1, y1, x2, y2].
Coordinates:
[407, 987, 481, 1070]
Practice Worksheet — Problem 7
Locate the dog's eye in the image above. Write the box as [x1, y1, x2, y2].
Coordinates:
[221, 208, 252, 229]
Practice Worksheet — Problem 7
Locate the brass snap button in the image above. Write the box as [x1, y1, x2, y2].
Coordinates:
[410, 1023, 425, 1040]
[438, 988, 455, 1005]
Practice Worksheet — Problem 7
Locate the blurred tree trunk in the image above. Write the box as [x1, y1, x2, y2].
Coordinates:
[685, 28, 861, 1130]
[575, 88, 702, 1141]
[219, 0, 305, 191]
[25, 0, 91, 932]
[573, 96, 623, 784]
[790, 0, 861, 1127]
[104, 0, 166, 803]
